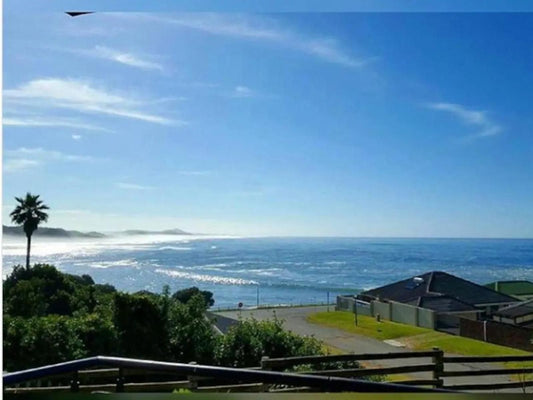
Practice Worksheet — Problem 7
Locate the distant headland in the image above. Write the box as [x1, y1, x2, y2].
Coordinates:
[2, 225, 192, 238]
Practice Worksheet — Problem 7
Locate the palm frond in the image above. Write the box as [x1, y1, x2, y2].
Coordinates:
[9, 193, 50, 233]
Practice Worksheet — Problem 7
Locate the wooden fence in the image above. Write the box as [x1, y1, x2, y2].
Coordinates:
[440, 354, 533, 391]
[4, 350, 533, 393]
[261, 348, 533, 392]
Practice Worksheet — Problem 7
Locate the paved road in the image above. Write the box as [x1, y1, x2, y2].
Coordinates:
[214, 306, 531, 393]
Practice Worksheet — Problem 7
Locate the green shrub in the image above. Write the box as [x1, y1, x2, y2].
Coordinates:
[167, 294, 216, 363]
[113, 292, 168, 359]
[3, 315, 87, 371]
[173, 287, 215, 307]
[214, 316, 324, 368]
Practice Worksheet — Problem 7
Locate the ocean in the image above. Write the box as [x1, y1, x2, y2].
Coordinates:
[3, 236, 533, 308]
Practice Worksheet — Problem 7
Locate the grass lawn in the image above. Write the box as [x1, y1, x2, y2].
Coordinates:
[309, 311, 532, 357]
[307, 311, 432, 340]
[308, 311, 533, 380]
[401, 331, 532, 357]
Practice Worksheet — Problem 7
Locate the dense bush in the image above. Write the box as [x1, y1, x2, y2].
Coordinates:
[3, 264, 117, 317]
[113, 292, 169, 359]
[167, 294, 217, 363]
[214, 316, 324, 367]
[173, 286, 215, 307]
[3, 315, 87, 371]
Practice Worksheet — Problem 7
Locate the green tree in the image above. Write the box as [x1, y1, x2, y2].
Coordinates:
[113, 293, 169, 359]
[167, 294, 216, 363]
[3, 264, 75, 317]
[9, 193, 49, 269]
[75, 313, 119, 357]
[3, 315, 87, 371]
[173, 286, 215, 307]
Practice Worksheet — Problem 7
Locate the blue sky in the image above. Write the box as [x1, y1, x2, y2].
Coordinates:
[3, 8, 533, 237]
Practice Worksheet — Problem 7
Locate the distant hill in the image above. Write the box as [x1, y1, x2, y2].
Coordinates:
[122, 228, 191, 235]
[3, 225, 106, 238]
[3, 225, 192, 238]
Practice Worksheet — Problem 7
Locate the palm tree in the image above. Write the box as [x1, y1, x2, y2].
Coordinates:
[10, 193, 50, 270]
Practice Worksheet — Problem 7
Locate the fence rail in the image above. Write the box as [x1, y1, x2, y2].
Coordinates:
[3, 355, 447, 394]
[262, 347, 533, 392]
[260, 350, 439, 369]
[5, 349, 533, 393]
[443, 355, 533, 363]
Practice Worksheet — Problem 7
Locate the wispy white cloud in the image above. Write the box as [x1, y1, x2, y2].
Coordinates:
[3, 159, 41, 172]
[116, 182, 154, 190]
[4, 78, 180, 125]
[142, 14, 371, 68]
[177, 170, 212, 176]
[427, 102, 502, 138]
[5, 147, 94, 162]
[4, 147, 94, 173]
[3, 116, 111, 132]
[72, 134, 82, 140]
[80, 45, 164, 71]
[231, 85, 254, 98]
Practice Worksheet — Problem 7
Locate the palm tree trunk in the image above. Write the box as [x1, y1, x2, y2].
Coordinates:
[26, 234, 31, 270]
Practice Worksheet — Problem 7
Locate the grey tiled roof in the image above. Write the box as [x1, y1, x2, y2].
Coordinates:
[493, 299, 533, 319]
[362, 271, 518, 313]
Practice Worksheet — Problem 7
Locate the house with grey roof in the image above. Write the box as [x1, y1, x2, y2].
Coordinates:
[358, 271, 519, 331]
[492, 299, 533, 328]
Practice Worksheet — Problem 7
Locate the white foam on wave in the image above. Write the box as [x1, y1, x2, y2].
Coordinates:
[280, 261, 311, 266]
[229, 268, 282, 277]
[196, 263, 229, 268]
[2, 234, 237, 258]
[158, 246, 192, 251]
[75, 259, 140, 269]
[155, 268, 258, 285]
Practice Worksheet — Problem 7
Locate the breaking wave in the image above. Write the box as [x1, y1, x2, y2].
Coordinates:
[84, 259, 140, 269]
[155, 268, 258, 285]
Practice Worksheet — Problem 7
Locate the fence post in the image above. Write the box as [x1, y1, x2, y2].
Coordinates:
[261, 356, 271, 371]
[432, 347, 444, 388]
[70, 371, 80, 392]
[116, 368, 125, 393]
[188, 361, 198, 390]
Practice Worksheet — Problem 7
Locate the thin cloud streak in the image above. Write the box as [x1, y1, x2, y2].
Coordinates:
[427, 102, 502, 139]
[74, 45, 164, 71]
[231, 85, 254, 98]
[4, 78, 180, 125]
[116, 182, 154, 190]
[3, 116, 112, 132]
[178, 170, 212, 176]
[5, 147, 94, 162]
[4, 147, 94, 172]
[4, 159, 40, 172]
[142, 13, 371, 68]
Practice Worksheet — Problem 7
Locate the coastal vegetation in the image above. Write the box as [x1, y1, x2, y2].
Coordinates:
[3, 264, 326, 372]
[3, 193, 331, 373]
